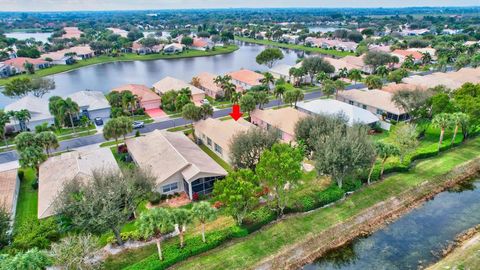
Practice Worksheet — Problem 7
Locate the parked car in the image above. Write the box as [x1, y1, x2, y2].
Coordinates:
[94, 117, 104, 126]
[133, 121, 145, 129]
[201, 99, 210, 105]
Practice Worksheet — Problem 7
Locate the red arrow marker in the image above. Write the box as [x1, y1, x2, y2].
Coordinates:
[229, 104, 243, 121]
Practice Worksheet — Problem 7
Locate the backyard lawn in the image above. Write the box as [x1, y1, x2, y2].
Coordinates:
[171, 137, 480, 270]
[14, 168, 38, 229]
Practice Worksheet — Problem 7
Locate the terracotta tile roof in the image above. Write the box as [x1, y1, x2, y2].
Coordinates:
[195, 72, 223, 94]
[251, 107, 308, 136]
[0, 168, 18, 214]
[228, 69, 265, 87]
[4, 57, 48, 70]
[392, 49, 423, 60]
[41, 46, 94, 61]
[111, 84, 161, 102]
[192, 38, 208, 48]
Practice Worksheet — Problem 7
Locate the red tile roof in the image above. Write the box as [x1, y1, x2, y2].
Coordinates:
[111, 84, 161, 102]
[4, 57, 48, 70]
[392, 49, 423, 60]
[228, 69, 265, 87]
[192, 38, 208, 48]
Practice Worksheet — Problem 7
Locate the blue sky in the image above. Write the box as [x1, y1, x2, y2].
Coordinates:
[0, 0, 478, 12]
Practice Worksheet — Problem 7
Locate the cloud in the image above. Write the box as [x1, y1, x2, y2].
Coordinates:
[0, 0, 476, 12]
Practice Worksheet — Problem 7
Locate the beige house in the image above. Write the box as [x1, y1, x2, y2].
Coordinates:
[337, 89, 409, 122]
[0, 164, 20, 219]
[194, 118, 254, 164]
[126, 130, 227, 198]
[194, 72, 224, 98]
[402, 67, 480, 90]
[38, 148, 120, 219]
[153, 76, 205, 104]
[250, 107, 308, 143]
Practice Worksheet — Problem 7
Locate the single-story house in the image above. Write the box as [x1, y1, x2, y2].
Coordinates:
[194, 72, 224, 98]
[194, 118, 255, 164]
[305, 37, 358, 51]
[3, 57, 50, 74]
[191, 38, 214, 51]
[67, 90, 111, 120]
[132, 41, 164, 54]
[41, 46, 94, 65]
[296, 99, 379, 126]
[61, 27, 84, 39]
[337, 89, 409, 121]
[228, 69, 265, 90]
[391, 49, 423, 64]
[38, 148, 121, 219]
[402, 67, 480, 90]
[324, 56, 362, 74]
[163, 43, 184, 54]
[269, 63, 293, 81]
[111, 84, 161, 110]
[250, 107, 308, 143]
[281, 34, 300, 44]
[107, 27, 128, 38]
[126, 130, 227, 198]
[153, 76, 205, 104]
[4, 96, 54, 132]
[0, 164, 20, 220]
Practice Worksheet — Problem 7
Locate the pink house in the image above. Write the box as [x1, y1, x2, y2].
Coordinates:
[111, 84, 161, 110]
[250, 107, 307, 143]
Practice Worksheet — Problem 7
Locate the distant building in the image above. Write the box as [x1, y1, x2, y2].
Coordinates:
[107, 27, 128, 38]
[191, 38, 214, 51]
[41, 46, 94, 65]
[61, 27, 84, 39]
[163, 43, 184, 54]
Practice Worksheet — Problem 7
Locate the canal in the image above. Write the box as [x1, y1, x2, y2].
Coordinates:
[303, 178, 480, 270]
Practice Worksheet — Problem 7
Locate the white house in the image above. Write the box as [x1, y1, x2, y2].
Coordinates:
[4, 96, 54, 132]
[67, 90, 111, 121]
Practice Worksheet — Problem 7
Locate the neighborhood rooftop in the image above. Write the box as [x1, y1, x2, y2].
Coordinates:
[0, 166, 19, 215]
[153, 76, 205, 96]
[338, 89, 405, 115]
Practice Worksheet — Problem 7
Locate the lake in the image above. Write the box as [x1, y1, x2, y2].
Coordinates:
[5, 32, 52, 43]
[0, 42, 303, 108]
[303, 178, 480, 270]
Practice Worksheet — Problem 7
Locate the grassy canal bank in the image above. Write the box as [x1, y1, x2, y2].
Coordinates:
[170, 138, 480, 270]
[0, 45, 238, 86]
[235, 36, 355, 57]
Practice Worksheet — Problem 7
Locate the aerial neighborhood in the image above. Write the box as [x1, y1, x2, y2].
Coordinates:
[1, 4, 480, 270]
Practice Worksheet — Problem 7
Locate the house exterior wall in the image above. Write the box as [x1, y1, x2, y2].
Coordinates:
[155, 172, 185, 195]
[250, 115, 294, 143]
[192, 93, 206, 103]
[232, 79, 254, 90]
[141, 100, 161, 110]
[194, 129, 232, 164]
[9, 118, 55, 132]
[86, 108, 111, 120]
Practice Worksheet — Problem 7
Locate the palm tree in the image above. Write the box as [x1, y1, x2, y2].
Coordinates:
[316, 71, 329, 83]
[171, 208, 192, 248]
[178, 87, 192, 99]
[230, 92, 242, 104]
[375, 65, 389, 77]
[274, 85, 286, 107]
[15, 109, 31, 132]
[48, 96, 64, 128]
[137, 208, 173, 261]
[191, 76, 201, 88]
[191, 201, 217, 243]
[333, 80, 346, 99]
[437, 57, 448, 72]
[261, 72, 275, 91]
[432, 113, 452, 152]
[200, 103, 214, 120]
[450, 112, 469, 146]
[36, 131, 59, 156]
[122, 91, 137, 116]
[348, 69, 362, 84]
[60, 98, 80, 135]
[0, 111, 11, 146]
[421, 52, 432, 65]
[338, 67, 348, 79]
[222, 82, 236, 101]
[368, 142, 400, 183]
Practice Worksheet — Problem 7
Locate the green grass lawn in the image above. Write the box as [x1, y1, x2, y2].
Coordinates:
[199, 144, 232, 172]
[170, 137, 480, 270]
[427, 232, 480, 270]
[235, 36, 355, 57]
[14, 168, 38, 229]
[54, 124, 96, 136]
[0, 45, 239, 86]
[132, 114, 154, 124]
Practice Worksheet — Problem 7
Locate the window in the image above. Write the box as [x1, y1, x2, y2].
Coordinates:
[162, 182, 178, 193]
[348, 100, 354, 105]
[362, 105, 367, 110]
[191, 176, 224, 196]
[376, 109, 384, 115]
[207, 137, 212, 146]
[214, 143, 223, 155]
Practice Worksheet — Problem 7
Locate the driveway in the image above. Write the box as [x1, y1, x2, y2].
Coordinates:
[145, 108, 166, 119]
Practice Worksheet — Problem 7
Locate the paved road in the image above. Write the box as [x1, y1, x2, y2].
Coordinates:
[0, 87, 339, 164]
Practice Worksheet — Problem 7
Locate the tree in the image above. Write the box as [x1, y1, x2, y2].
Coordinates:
[50, 234, 98, 270]
[200, 103, 214, 119]
[214, 75, 235, 101]
[338, 67, 348, 79]
[191, 202, 217, 243]
[229, 128, 280, 170]
[283, 89, 304, 108]
[368, 142, 400, 183]
[239, 94, 256, 119]
[363, 51, 394, 71]
[35, 131, 59, 156]
[256, 143, 303, 216]
[15, 132, 46, 179]
[182, 103, 202, 136]
[103, 117, 133, 148]
[333, 80, 346, 99]
[13, 109, 31, 132]
[56, 169, 155, 246]
[0, 111, 11, 147]
[181, 36, 194, 46]
[391, 88, 433, 121]
[140, 37, 159, 49]
[387, 68, 408, 84]
[314, 124, 375, 188]
[421, 52, 432, 65]
[432, 113, 452, 152]
[365, 75, 383, 89]
[30, 78, 55, 98]
[321, 79, 336, 98]
[450, 112, 469, 146]
[3, 78, 31, 98]
[230, 92, 242, 104]
[252, 91, 269, 109]
[213, 169, 260, 225]
[289, 67, 305, 86]
[137, 208, 173, 261]
[60, 98, 80, 135]
[255, 48, 284, 68]
[375, 65, 389, 77]
[171, 208, 192, 248]
[301, 56, 335, 84]
[454, 54, 470, 71]
[261, 72, 275, 90]
[191, 76, 201, 88]
[392, 123, 419, 162]
[121, 90, 137, 116]
[0, 248, 51, 270]
[348, 69, 362, 84]
[273, 84, 286, 106]
[48, 96, 64, 128]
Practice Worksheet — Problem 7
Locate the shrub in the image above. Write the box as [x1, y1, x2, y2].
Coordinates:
[17, 170, 24, 181]
[242, 207, 276, 233]
[316, 185, 345, 207]
[135, 130, 141, 137]
[299, 195, 316, 211]
[106, 230, 145, 245]
[134, 108, 145, 115]
[342, 177, 362, 192]
[31, 179, 39, 190]
[12, 219, 60, 251]
[148, 192, 164, 205]
[192, 192, 199, 201]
